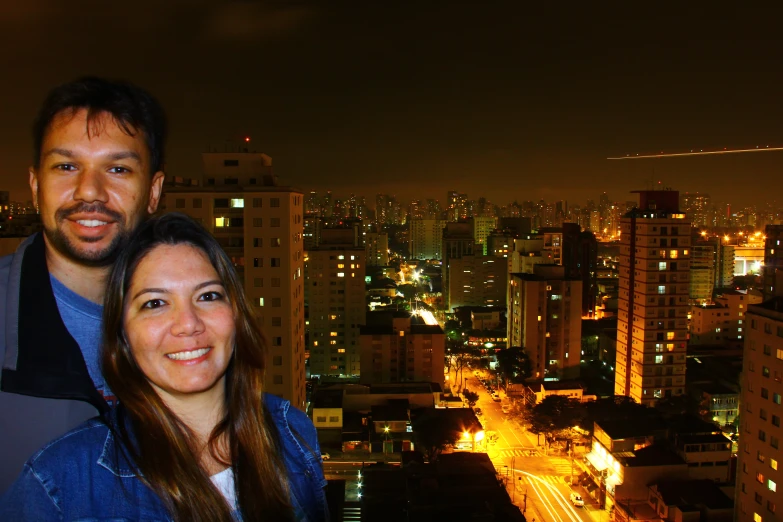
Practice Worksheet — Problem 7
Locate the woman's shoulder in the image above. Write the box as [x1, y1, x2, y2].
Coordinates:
[263, 393, 316, 437]
[27, 417, 109, 468]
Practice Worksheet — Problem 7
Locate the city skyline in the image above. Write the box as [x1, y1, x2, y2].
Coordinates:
[2, 4, 783, 206]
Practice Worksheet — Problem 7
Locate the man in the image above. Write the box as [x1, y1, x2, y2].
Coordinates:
[0, 77, 166, 492]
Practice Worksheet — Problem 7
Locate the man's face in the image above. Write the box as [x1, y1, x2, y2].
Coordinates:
[30, 109, 164, 266]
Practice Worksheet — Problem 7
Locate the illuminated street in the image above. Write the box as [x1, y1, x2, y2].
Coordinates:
[466, 377, 600, 522]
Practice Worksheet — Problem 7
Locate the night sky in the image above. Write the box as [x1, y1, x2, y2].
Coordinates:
[2, 2, 782, 207]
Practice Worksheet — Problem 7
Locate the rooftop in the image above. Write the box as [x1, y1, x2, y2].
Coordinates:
[653, 479, 733, 510]
[619, 444, 685, 467]
[596, 417, 668, 440]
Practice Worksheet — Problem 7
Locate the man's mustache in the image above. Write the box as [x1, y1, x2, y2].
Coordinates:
[56, 203, 123, 222]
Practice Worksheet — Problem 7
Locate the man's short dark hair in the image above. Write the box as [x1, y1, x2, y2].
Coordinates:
[32, 77, 167, 175]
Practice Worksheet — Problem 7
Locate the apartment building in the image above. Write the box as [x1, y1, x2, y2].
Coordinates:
[615, 190, 690, 406]
[736, 298, 783, 522]
[305, 227, 366, 379]
[507, 264, 582, 380]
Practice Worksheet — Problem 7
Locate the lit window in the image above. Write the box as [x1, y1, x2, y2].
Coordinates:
[659, 262, 667, 271]
[215, 217, 226, 227]
[230, 198, 244, 208]
[655, 355, 663, 364]
[337, 264, 345, 269]
[330, 332, 338, 337]
[754, 513, 762, 522]
[258, 298, 264, 307]
[667, 332, 675, 340]
[658, 285, 666, 294]
[330, 340, 337, 345]
[313, 341, 318, 347]
[350, 255, 355, 260]
[667, 343, 675, 351]
[337, 272, 345, 277]
[338, 255, 345, 260]
[337, 348, 346, 353]
[769, 480, 777, 492]
[771, 458, 778, 470]
[669, 250, 678, 259]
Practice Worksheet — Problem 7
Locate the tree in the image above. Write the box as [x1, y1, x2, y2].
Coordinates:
[397, 283, 418, 300]
[495, 346, 532, 386]
[412, 412, 459, 462]
[463, 389, 479, 408]
[523, 395, 584, 448]
[654, 394, 699, 419]
[581, 395, 650, 435]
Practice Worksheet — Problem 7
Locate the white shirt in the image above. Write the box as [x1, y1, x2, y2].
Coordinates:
[210, 467, 237, 511]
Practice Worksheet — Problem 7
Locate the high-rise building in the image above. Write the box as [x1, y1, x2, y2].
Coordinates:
[507, 265, 582, 380]
[445, 255, 507, 311]
[680, 192, 711, 228]
[442, 222, 475, 310]
[763, 224, 783, 300]
[305, 227, 366, 379]
[690, 235, 716, 304]
[365, 232, 389, 266]
[359, 312, 445, 387]
[409, 219, 446, 260]
[614, 190, 690, 406]
[163, 152, 306, 408]
[471, 216, 497, 255]
[735, 298, 783, 522]
[716, 240, 735, 289]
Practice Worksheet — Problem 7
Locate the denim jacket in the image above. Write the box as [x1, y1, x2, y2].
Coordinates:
[0, 394, 328, 521]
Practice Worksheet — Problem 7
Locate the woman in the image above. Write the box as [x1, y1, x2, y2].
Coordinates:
[0, 213, 328, 521]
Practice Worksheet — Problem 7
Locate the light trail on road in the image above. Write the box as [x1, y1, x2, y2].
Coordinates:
[517, 470, 583, 522]
[524, 472, 564, 522]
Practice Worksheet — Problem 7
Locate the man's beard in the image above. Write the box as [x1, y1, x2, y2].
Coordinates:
[45, 203, 131, 268]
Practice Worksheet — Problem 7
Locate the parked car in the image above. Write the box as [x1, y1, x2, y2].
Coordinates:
[570, 493, 584, 507]
[492, 393, 501, 402]
[321, 452, 331, 461]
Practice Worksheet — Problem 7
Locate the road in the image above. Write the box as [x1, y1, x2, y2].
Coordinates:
[465, 374, 594, 522]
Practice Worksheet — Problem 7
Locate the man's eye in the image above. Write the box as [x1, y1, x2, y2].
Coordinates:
[109, 166, 130, 174]
[142, 299, 165, 309]
[200, 291, 224, 302]
[54, 164, 77, 171]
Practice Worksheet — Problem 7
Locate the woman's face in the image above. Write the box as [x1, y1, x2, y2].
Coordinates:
[123, 243, 235, 403]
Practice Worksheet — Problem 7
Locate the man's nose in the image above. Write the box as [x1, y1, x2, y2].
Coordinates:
[73, 167, 109, 203]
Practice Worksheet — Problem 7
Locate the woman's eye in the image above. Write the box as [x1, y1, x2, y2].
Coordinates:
[200, 291, 224, 302]
[141, 299, 165, 309]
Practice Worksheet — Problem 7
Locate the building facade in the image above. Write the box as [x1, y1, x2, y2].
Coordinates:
[305, 228, 366, 379]
[615, 190, 690, 406]
[507, 265, 582, 380]
[359, 314, 445, 388]
[365, 232, 389, 266]
[408, 219, 446, 260]
[736, 298, 783, 522]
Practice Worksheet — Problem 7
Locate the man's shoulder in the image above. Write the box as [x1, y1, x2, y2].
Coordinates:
[0, 235, 38, 286]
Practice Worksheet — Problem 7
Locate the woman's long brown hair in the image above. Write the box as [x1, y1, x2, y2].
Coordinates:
[102, 213, 294, 521]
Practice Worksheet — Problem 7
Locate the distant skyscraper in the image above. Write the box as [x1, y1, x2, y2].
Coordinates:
[614, 190, 690, 406]
[680, 192, 711, 227]
[365, 232, 389, 266]
[409, 219, 446, 260]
